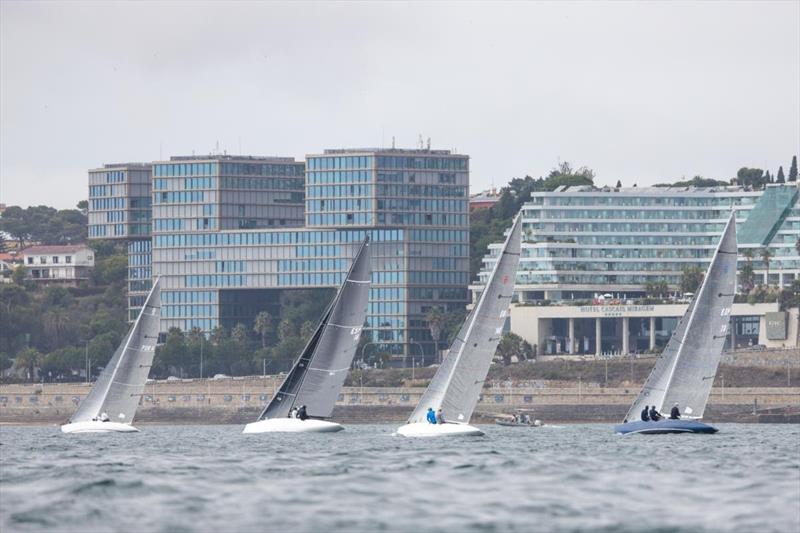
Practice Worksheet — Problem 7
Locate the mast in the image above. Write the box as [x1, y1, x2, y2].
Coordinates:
[70, 277, 161, 424]
[407, 214, 522, 424]
[623, 212, 737, 421]
[258, 237, 371, 420]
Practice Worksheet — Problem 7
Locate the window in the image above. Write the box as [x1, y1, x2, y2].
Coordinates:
[65, 256, 72, 264]
[52, 256, 59, 264]
[39, 257, 46, 264]
[27, 257, 33, 264]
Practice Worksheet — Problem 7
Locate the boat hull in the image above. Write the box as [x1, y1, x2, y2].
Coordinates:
[495, 420, 542, 427]
[61, 421, 140, 434]
[396, 422, 484, 437]
[614, 419, 718, 435]
[242, 418, 344, 434]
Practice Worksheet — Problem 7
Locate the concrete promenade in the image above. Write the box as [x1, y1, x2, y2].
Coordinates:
[2, 376, 798, 424]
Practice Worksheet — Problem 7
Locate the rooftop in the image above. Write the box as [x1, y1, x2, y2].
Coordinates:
[167, 155, 299, 163]
[22, 244, 92, 255]
[319, 147, 464, 156]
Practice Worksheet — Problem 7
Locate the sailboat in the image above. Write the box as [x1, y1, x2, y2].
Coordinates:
[61, 278, 161, 434]
[397, 215, 523, 437]
[243, 237, 371, 434]
[615, 212, 738, 435]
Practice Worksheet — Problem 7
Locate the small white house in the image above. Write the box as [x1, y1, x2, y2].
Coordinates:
[22, 244, 94, 284]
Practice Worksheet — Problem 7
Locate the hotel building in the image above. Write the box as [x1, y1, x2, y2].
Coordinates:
[475, 184, 800, 354]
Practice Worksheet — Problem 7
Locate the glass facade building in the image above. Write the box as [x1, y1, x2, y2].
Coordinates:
[88, 149, 470, 364]
[476, 184, 800, 299]
[88, 163, 152, 239]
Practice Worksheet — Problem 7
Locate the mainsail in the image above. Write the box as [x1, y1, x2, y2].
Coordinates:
[624, 212, 738, 421]
[407, 214, 523, 424]
[258, 237, 371, 420]
[70, 278, 161, 424]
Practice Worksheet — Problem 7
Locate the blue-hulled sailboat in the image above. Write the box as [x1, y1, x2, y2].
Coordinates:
[615, 212, 738, 435]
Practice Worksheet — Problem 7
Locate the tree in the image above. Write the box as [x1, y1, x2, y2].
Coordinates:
[764, 170, 772, 183]
[734, 168, 767, 189]
[0, 353, 12, 373]
[277, 319, 294, 342]
[300, 320, 316, 341]
[655, 176, 729, 188]
[680, 267, 704, 294]
[154, 328, 188, 377]
[615, 180, 622, 188]
[231, 323, 249, 345]
[495, 333, 533, 366]
[739, 249, 756, 293]
[0, 205, 87, 247]
[14, 347, 42, 381]
[253, 311, 274, 348]
[776, 166, 786, 184]
[760, 248, 773, 286]
[425, 307, 445, 351]
[76, 200, 88, 215]
[11, 266, 26, 285]
[789, 155, 798, 182]
[644, 279, 669, 299]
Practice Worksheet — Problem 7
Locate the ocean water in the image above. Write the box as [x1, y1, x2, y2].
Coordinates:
[1, 423, 798, 533]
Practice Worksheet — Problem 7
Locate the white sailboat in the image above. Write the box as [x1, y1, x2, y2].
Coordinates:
[615, 212, 738, 435]
[397, 215, 523, 437]
[243, 238, 371, 434]
[61, 278, 161, 434]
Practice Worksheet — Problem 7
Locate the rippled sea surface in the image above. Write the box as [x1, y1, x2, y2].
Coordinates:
[1, 423, 799, 533]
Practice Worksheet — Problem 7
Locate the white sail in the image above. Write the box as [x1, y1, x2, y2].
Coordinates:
[624, 212, 737, 421]
[406, 214, 522, 425]
[69, 278, 161, 424]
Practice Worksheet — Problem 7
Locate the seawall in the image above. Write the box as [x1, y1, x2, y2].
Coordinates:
[2, 377, 798, 424]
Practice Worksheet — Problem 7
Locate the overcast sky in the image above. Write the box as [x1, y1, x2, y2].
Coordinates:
[1, 1, 798, 209]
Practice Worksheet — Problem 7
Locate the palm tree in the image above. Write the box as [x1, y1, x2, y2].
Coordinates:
[425, 307, 445, 354]
[14, 348, 42, 382]
[253, 311, 273, 348]
[760, 248, 773, 287]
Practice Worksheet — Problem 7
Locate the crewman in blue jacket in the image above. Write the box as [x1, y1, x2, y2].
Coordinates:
[426, 407, 437, 424]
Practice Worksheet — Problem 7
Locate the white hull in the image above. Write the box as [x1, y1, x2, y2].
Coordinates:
[242, 418, 344, 434]
[396, 422, 484, 437]
[61, 421, 139, 434]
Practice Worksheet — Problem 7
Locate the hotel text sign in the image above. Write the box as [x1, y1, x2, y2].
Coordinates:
[765, 312, 787, 340]
[579, 305, 655, 317]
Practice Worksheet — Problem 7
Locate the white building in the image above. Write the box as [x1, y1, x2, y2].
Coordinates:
[22, 245, 94, 284]
[475, 183, 800, 353]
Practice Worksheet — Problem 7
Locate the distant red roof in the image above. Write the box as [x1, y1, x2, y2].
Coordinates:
[22, 244, 91, 255]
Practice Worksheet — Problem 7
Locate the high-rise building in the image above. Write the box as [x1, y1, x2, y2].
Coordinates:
[88, 147, 470, 364]
[88, 163, 152, 239]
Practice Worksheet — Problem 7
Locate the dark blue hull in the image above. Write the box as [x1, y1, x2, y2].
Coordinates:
[614, 419, 718, 435]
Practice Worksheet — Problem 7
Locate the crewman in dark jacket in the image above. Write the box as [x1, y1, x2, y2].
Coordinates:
[641, 405, 650, 421]
[297, 405, 308, 421]
[649, 406, 662, 421]
[670, 403, 681, 420]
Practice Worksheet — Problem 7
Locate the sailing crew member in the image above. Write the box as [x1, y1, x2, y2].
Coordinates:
[436, 409, 445, 424]
[649, 406, 662, 421]
[297, 405, 308, 421]
[289, 407, 298, 419]
[426, 407, 437, 424]
[641, 405, 650, 422]
[670, 403, 681, 420]
[99, 412, 110, 422]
